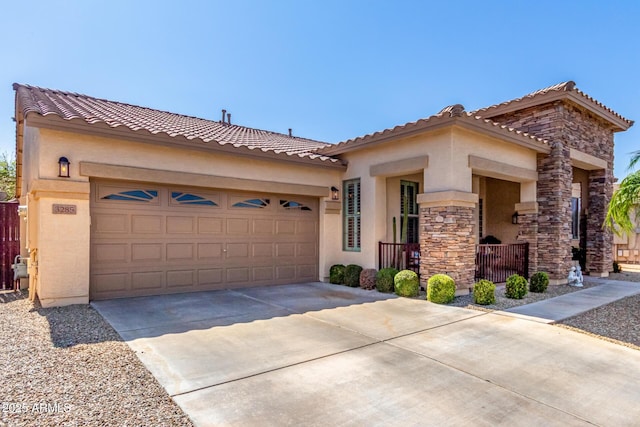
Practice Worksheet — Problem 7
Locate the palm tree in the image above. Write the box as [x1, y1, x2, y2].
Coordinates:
[605, 150, 640, 234]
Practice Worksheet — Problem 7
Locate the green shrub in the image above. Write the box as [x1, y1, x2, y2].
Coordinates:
[505, 274, 528, 299]
[529, 272, 549, 293]
[376, 268, 399, 293]
[473, 279, 496, 305]
[360, 268, 377, 290]
[427, 274, 456, 304]
[394, 270, 419, 297]
[344, 264, 363, 287]
[329, 264, 345, 284]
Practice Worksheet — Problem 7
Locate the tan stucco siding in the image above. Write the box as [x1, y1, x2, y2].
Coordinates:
[36, 128, 341, 186]
[334, 127, 539, 270]
[485, 178, 520, 244]
[24, 127, 343, 305]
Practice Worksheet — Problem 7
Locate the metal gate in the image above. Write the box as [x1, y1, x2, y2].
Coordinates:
[1, 201, 20, 289]
[475, 243, 529, 283]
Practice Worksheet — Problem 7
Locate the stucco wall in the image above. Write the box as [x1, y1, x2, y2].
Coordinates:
[23, 126, 344, 305]
[336, 126, 539, 272]
[485, 178, 520, 244]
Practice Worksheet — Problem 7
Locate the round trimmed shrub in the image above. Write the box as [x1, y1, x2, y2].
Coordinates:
[473, 279, 496, 305]
[344, 264, 363, 287]
[427, 274, 456, 304]
[329, 264, 345, 284]
[529, 272, 549, 293]
[360, 268, 377, 290]
[505, 274, 528, 299]
[394, 270, 419, 297]
[376, 268, 399, 293]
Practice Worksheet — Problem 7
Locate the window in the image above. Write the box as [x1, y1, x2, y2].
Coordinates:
[280, 200, 312, 211]
[102, 190, 158, 202]
[571, 183, 581, 240]
[232, 198, 270, 208]
[400, 181, 419, 243]
[171, 192, 218, 206]
[343, 179, 361, 251]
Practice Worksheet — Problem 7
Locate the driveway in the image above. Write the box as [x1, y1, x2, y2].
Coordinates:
[93, 282, 640, 426]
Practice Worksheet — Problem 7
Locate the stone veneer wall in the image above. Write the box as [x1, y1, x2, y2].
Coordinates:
[535, 146, 573, 280]
[587, 169, 612, 273]
[419, 205, 475, 291]
[516, 211, 538, 276]
[488, 100, 616, 277]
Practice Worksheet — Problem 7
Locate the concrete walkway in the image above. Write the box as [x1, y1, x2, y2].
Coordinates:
[503, 278, 640, 323]
[93, 281, 640, 426]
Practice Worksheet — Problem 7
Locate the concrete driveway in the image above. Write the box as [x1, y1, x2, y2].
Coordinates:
[93, 282, 640, 426]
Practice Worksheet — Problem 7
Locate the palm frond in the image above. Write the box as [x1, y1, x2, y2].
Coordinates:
[605, 170, 640, 234]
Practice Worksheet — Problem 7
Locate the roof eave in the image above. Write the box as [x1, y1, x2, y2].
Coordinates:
[24, 113, 347, 171]
[319, 115, 457, 156]
[479, 91, 633, 132]
[455, 117, 550, 154]
[318, 114, 550, 156]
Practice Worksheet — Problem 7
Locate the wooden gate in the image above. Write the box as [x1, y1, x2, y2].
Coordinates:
[1, 201, 20, 289]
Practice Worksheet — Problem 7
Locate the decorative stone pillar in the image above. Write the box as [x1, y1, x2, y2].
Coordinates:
[515, 202, 538, 276]
[418, 191, 477, 293]
[586, 168, 613, 276]
[536, 143, 573, 284]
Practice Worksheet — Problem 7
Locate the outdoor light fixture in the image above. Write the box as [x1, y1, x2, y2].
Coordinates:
[512, 212, 519, 225]
[331, 186, 340, 201]
[58, 157, 70, 178]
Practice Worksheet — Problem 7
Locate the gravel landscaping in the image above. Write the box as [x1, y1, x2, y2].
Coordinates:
[558, 272, 640, 350]
[2, 274, 639, 425]
[0, 291, 193, 427]
[445, 273, 640, 351]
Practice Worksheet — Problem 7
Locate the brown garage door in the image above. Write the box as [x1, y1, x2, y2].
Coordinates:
[90, 180, 319, 299]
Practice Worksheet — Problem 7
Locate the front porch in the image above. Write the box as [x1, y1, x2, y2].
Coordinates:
[379, 241, 529, 283]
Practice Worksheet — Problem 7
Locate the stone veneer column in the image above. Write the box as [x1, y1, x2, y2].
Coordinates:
[536, 142, 573, 283]
[586, 168, 613, 276]
[418, 191, 477, 293]
[515, 202, 538, 276]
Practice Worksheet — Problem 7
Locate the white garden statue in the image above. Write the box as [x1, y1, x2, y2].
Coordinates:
[567, 266, 584, 287]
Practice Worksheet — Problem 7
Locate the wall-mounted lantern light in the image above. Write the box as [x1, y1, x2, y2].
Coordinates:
[331, 186, 340, 201]
[512, 212, 519, 225]
[58, 157, 70, 178]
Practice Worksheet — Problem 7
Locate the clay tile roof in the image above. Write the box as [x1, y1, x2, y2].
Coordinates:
[473, 81, 634, 129]
[318, 104, 549, 156]
[13, 83, 341, 165]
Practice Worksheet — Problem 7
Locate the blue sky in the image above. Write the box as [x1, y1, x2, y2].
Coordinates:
[1, 0, 638, 178]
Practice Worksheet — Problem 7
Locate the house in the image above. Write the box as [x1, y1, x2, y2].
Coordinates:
[12, 82, 633, 307]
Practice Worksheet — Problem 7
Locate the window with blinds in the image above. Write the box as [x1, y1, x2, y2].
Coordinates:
[343, 179, 361, 251]
[400, 180, 419, 243]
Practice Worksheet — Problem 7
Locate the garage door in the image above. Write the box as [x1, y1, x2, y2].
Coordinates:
[90, 180, 319, 299]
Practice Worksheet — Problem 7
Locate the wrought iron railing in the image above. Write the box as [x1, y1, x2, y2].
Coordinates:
[378, 242, 420, 274]
[475, 243, 529, 283]
[379, 241, 529, 283]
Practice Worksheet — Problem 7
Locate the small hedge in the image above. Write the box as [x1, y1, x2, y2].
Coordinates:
[505, 274, 528, 299]
[394, 270, 419, 297]
[529, 272, 549, 293]
[329, 264, 345, 284]
[427, 274, 456, 304]
[376, 268, 399, 293]
[344, 264, 363, 287]
[360, 268, 377, 290]
[473, 279, 496, 305]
